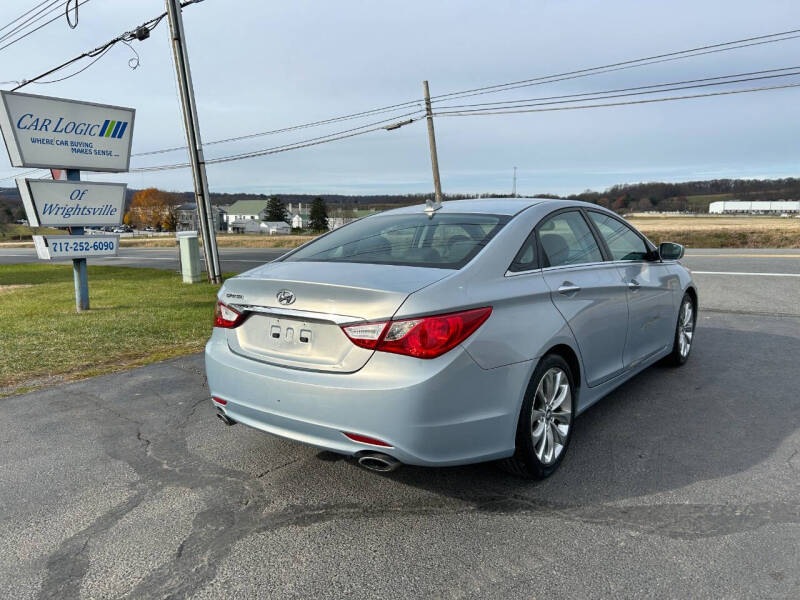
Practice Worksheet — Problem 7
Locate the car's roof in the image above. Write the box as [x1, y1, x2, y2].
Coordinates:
[380, 197, 548, 217]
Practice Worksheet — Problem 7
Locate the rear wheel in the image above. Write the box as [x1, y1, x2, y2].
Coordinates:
[501, 354, 575, 479]
[666, 293, 695, 366]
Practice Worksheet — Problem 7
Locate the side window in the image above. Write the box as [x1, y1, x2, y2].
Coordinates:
[538, 211, 603, 268]
[588, 212, 649, 261]
[509, 231, 537, 272]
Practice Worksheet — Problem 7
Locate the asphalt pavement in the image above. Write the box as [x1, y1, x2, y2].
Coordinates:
[1, 247, 799, 598]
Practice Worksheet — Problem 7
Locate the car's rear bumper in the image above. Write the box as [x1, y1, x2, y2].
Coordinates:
[204, 329, 532, 466]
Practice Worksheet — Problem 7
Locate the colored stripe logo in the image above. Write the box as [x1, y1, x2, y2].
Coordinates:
[98, 119, 128, 139]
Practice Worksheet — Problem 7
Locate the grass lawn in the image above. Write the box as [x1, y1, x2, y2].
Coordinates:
[0, 264, 222, 396]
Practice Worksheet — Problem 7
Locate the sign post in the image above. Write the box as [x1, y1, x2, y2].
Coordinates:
[0, 90, 135, 312]
[66, 169, 90, 311]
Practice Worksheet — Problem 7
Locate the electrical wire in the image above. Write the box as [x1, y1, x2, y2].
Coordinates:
[0, 168, 46, 183]
[131, 28, 800, 157]
[432, 69, 800, 113]
[0, 0, 90, 53]
[131, 101, 425, 157]
[9, 8, 167, 91]
[132, 81, 800, 173]
[65, 0, 79, 29]
[0, 0, 57, 36]
[426, 28, 800, 103]
[132, 111, 425, 172]
[432, 81, 800, 118]
[433, 66, 800, 110]
[0, 0, 61, 43]
[3, 20, 800, 177]
[29, 45, 112, 85]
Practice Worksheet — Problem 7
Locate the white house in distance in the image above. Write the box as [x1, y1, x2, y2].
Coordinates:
[224, 199, 269, 232]
[287, 202, 308, 229]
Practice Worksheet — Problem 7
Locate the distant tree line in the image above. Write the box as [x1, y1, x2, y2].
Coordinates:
[563, 178, 800, 213]
[4, 177, 800, 226]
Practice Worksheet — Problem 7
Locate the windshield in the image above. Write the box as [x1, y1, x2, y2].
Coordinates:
[282, 212, 510, 269]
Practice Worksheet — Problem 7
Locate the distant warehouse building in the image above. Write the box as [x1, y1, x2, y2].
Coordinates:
[709, 200, 800, 214]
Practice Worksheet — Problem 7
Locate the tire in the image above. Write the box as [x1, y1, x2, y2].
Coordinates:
[665, 292, 696, 367]
[501, 354, 575, 479]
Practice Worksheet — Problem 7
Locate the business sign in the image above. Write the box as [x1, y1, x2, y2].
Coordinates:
[0, 91, 135, 172]
[17, 178, 126, 227]
[33, 234, 119, 260]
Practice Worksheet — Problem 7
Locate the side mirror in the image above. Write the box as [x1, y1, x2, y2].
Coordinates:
[659, 242, 684, 261]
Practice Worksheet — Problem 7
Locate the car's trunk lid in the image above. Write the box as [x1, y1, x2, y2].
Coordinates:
[223, 261, 450, 373]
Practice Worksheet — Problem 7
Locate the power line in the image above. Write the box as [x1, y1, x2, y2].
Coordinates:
[0, 0, 60, 42]
[433, 66, 800, 110]
[131, 28, 800, 157]
[132, 81, 800, 173]
[31, 45, 113, 85]
[65, 0, 79, 29]
[3, 22, 800, 178]
[427, 28, 800, 103]
[433, 68, 800, 113]
[0, 168, 44, 184]
[131, 111, 425, 172]
[432, 81, 800, 118]
[8, 5, 170, 91]
[131, 101, 424, 157]
[0, 0, 89, 52]
[0, 0, 57, 36]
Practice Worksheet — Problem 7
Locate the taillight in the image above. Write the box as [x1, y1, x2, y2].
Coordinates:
[213, 301, 245, 328]
[341, 321, 388, 349]
[341, 307, 491, 359]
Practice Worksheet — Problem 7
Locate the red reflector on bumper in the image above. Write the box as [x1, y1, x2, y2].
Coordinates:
[343, 432, 393, 447]
[212, 396, 227, 405]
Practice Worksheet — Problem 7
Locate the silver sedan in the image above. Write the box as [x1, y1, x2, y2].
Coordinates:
[205, 198, 697, 478]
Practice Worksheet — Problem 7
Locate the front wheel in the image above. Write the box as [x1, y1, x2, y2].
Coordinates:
[666, 293, 696, 366]
[501, 354, 575, 479]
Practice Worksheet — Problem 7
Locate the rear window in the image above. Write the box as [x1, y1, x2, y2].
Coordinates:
[282, 212, 510, 269]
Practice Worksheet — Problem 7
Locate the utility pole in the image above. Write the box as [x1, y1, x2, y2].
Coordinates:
[512, 166, 517, 197]
[422, 80, 443, 207]
[165, 0, 221, 284]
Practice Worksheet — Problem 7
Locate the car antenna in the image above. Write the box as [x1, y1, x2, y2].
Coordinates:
[424, 197, 442, 218]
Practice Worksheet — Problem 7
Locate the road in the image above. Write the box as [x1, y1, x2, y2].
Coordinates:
[0, 246, 288, 274]
[2, 246, 799, 315]
[1, 247, 799, 598]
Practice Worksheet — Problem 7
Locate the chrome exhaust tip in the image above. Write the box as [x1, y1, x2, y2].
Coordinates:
[357, 452, 402, 473]
[215, 408, 236, 426]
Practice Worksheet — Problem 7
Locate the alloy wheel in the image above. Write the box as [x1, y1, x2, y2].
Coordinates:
[530, 367, 572, 465]
[678, 301, 694, 358]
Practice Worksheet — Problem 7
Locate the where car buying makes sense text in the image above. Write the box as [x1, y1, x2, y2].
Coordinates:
[0, 90, 135, 309]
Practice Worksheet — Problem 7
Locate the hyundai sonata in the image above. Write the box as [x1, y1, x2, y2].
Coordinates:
[205, 199, 696, 478]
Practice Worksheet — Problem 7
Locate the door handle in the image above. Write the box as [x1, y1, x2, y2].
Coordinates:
[628, 278, 641, 291]
[557, 283, 581, 295]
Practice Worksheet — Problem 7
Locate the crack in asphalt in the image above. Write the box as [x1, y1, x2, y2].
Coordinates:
[28, 359, 800, 599]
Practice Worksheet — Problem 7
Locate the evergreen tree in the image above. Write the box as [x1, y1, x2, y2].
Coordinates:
[309, 197, 329, 231]
[265, 196, 288, 222]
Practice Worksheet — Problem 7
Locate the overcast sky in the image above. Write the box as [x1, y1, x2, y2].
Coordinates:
[1, 0, 799, 196]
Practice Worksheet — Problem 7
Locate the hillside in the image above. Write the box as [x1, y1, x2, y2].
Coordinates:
[2, 176, 800, 224]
